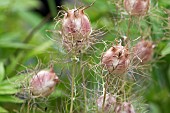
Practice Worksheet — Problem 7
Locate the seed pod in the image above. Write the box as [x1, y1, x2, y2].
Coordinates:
[115, 102, 136, 113]
[62, 8, 91, 39]
[61, 7, 93, 53]
[133, 40, 154, 64]
[96, 94, 116, 112]
[101, 43, 130, 74]
[121, 102, 136, 113]
[30, 68, 59, 97]
[124, 0, 150, 16]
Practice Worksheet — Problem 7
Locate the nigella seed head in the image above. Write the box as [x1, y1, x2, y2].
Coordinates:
[115, 102, 136, 113]
[101, 43, 130, 74]
[62, 8, 91, 38]
[121, 102, 136, 113]
[124, 0, 150, 16]
[96, 94, 116, 112]
[30, 67, 59, 97]
[133, 40, 154, 64]
[60, 6, 94, 54]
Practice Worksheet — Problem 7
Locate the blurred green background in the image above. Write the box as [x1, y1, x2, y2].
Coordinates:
[0, 0, 170, 112]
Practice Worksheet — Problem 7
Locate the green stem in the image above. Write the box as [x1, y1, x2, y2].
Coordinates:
[47, 0, 57, 18]
[80, 53, 87, 113]
[102, 75, 108, 112]
[102, 84, 106, 112]
[82, 65, 87, 113]
[27, 99, 32, 113]
[127, 16, 132, 38]
[33, 99, 36, 113]
[70, 60, 76, 113]
[117, 75, 126, 102]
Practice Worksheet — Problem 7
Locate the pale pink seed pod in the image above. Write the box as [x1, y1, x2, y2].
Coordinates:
[101, 44, 130, 74]
[62, 8, 91, 38]
[115, 102, 135, 113]
[121, 102, 136, 113]
[133, 40, 154, 64]
[114, 104, 122, 113]
[30, 68, 59, 97]
[96, 94, 116, 112]
[124, 0, 150, 16]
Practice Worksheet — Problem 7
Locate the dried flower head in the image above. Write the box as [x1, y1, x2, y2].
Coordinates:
[115, 102, 136, 113]
[96, 93, 116, 112]
[122, 102, 136, 113]
[124, 0, 150, 16]
[101, 43, 130, 74]
[61, 6, 93, 53]
[30, 67, 59, 97]
[62, 8, 91, 38]
[133, 40, 154, 64]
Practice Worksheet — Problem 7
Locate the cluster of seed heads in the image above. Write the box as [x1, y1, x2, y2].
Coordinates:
[97, 94, 135, 113]
[27, 1, 153, 112]
[101, 0, 153, 74]
[101, 39, 154, 74]
[98, 0, 153, 112]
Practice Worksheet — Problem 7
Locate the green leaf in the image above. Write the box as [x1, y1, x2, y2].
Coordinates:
[0, 74, 26, 94]
[19, 11, 42, 26]
[0, 32, 20, 42]
[0, 106, 8, 113]
[6, 53, 24, 76]
[0, 62, 5, 81]
[0, 85, 18, 95]
[149, 103, 161, 113]
[0, 0, 10, 8]
[0, 95, 23, 103]
[26, 41, 53, 58]
[0, 42, 33, 49]
[1, 74, 25, 86]
[0, 0, 40, 11]
[13, 0, 40, 11]
[161, 43, 170, 57]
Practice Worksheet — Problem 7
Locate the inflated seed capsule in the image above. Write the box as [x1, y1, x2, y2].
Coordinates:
[101, 43, 130, 74]
[30, 67, 59, 97]
[124, 0, 150, 16]
[62, 7, 91, 38]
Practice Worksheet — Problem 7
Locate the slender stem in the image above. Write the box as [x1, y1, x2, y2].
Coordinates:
[126, 16, 132, 48]
[82, 65, 87, 113]
[80, 53, 87, 113]
[127, 16, 132, 38]
[47, 0, 57, 18]
[27, 99, 32, 113]
[102, 75, 108, 112]
[33, 99, 36, 113]
[70, 60, 76, 113]
[102, 84, 106, 112]
[117, 75, 126, 103]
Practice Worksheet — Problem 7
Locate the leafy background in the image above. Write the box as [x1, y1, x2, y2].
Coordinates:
[0, 0, 170, 112]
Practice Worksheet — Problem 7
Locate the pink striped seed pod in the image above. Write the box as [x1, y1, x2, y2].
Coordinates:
[62, 8, 92, 39]
[121, 102, 135, 113]
[124, 0, 150, 16]
[133, 40, 154, 64]
[61, 7, 93, 53]
[101, 43, 130, 74]
[96, 94, 116, 112]
[30, 68, 59, 97]
[115, 102, 136, 113]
